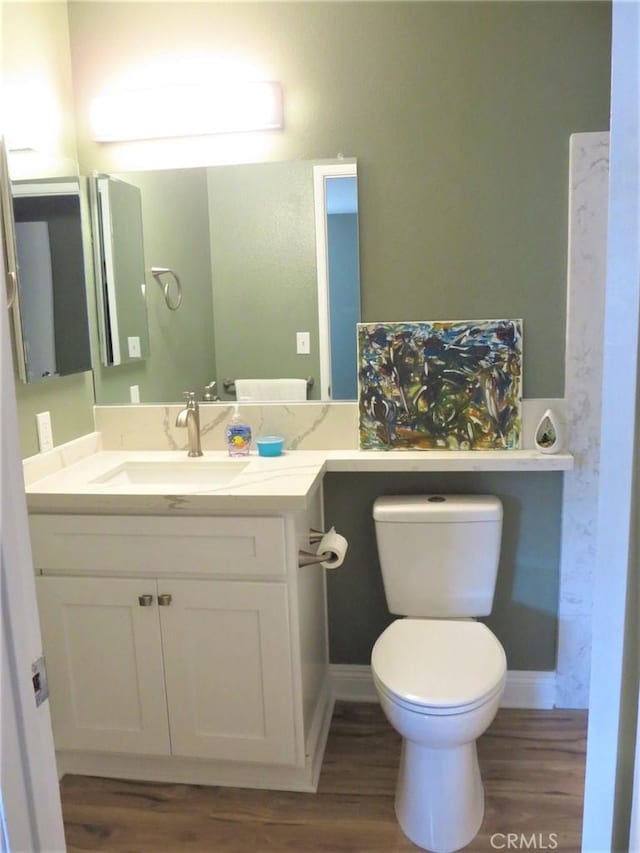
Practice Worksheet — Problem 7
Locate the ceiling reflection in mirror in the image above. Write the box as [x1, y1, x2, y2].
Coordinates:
[91, 158, 360, 405]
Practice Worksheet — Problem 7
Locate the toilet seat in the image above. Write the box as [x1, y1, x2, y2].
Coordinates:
[372, 618, 506, 713]
[374, 673, 505, 717]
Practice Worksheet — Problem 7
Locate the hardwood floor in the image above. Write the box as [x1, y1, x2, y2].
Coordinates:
[60, 702, 587, 852]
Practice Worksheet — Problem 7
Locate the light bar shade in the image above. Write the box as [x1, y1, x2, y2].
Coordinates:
[90, 80, 283, 142]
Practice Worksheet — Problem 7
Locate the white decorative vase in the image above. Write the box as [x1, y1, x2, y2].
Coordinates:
[534, 408, 563, 454]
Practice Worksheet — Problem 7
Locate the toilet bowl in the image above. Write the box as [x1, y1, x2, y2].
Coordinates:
[372, 618, 506, 853]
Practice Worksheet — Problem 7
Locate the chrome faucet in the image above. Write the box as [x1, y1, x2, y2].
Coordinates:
[203, 380, 219, 401]
[176, 392, 203, 457]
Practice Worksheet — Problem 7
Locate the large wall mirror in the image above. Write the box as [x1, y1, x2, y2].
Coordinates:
[2, 153, 360, 404]
[92, 158, 360, 405]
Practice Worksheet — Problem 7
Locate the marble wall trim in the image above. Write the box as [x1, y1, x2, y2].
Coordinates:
[556, 131, 609, 709]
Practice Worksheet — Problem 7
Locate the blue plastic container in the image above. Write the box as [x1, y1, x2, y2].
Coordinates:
[256, 435, 285, 457]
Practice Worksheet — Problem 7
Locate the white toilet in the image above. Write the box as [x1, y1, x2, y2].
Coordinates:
[371, 494, 507, 853]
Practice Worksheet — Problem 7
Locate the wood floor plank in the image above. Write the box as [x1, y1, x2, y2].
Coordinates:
[61, 702, 587, 852]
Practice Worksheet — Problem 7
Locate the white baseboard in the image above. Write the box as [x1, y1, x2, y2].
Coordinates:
[501, 670, 557, 709]
[331, 664, 379, 703]
[330, 664, 557, 710]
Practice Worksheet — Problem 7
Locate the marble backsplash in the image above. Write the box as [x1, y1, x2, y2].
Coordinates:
[95, 401, 358, 451]
[94, 398, 565, 453]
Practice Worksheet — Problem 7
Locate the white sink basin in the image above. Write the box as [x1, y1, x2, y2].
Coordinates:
[90, 460, 249, 489]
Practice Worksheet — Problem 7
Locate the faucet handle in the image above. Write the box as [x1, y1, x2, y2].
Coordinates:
[203, 380, 218, 401]
[183, 391, 196, 403]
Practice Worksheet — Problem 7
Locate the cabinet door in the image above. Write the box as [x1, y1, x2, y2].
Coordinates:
[159, 580, 297, 765]
[36, 577, 170, 755]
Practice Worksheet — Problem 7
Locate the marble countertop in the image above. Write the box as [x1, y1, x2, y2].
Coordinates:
[324, 449, 573, 472]
[24, 448, 328, 514]
[23, 433, 573, 515]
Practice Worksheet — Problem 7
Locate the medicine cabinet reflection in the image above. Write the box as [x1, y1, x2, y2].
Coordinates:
[90, 174, 150, 366]
[7, 176, 92, 383]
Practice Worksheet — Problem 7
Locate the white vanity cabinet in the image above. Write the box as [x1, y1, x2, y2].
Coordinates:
[36, 576, 296, 763]
[30, 501, 333, 792]
[36, 575, 171, 756]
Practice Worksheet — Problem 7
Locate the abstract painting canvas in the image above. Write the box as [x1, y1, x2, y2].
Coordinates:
[358, 319, 523, 450]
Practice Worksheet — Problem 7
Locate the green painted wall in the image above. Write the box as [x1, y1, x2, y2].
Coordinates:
[324, 471, 563, 669]
[15, 371, 94, 459]
[208, 161, 320, 399]
[93, 168, 216, 404]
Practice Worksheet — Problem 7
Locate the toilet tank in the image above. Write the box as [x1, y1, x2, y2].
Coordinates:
[373, 495, 503, 617]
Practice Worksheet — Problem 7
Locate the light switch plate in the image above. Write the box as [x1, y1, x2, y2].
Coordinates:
[128, 336, 141, 358]
[296, 332, 310, 355]
[129, 385, 140, 404]
[36, 411, 54, 453]
[32, 656, 49, 708]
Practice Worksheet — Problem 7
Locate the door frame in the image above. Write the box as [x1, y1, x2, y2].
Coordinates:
[313, 161, 358, 401]
[0, 142, 66, 850]
[582, 1, 640, 849]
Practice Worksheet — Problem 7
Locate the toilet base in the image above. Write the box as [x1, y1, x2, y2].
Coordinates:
[395, 738, 484, 853]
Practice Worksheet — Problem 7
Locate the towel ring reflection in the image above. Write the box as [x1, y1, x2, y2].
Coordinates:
[151, 267, 183, 311]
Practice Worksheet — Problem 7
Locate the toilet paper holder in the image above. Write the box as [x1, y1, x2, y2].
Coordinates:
[298, 528, 338, 568]
[298, 549, 333, 567]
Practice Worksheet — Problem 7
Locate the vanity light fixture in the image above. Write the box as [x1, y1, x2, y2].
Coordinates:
[5, 76, 62, 153]
[90, 80, 283, 142]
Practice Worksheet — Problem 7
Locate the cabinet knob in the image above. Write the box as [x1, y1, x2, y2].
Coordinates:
[138, 594, 154, 607]
[158, 593, 173, 606]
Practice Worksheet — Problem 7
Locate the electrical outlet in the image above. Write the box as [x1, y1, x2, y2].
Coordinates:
[128, 336, 141, 358]
[36, 411, 54, 453]
[296, 332, 310, 355]
[129, 385, 140, 404]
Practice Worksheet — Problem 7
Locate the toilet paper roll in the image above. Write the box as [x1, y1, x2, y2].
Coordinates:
[317, 527, 348, 570]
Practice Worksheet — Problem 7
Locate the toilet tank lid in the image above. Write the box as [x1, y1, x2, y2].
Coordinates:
[373, 494, 502, 523]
